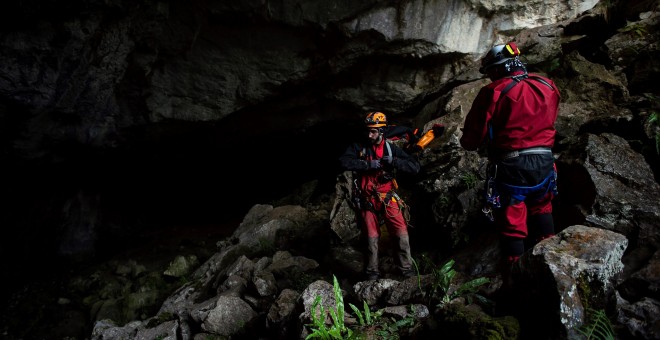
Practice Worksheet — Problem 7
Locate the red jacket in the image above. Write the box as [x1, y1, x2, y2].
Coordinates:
[339, 138, 420, 197]
[460, 71, 560, 152]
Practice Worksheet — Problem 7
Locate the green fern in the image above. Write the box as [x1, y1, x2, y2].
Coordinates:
[578, 308, 615, 340]
[461, 172, 479, 190]
[618, 21, 647, 37]
[649, 111, 659, 124]
[437, 259, 457, 304]
[648, 111, 660, 155]
[348, 301, 367, 326]
[349, 300, 382, 326]
[305, 275, 353, 339]
[306, 296, 331, 339]
[643, 93, 660, 155]
[309, 275, 420, 339]
[453, 277, 491, 303]
[411, 257, 422, 292]
[422, 258, 490, 307]
[375, 311, 416, 339]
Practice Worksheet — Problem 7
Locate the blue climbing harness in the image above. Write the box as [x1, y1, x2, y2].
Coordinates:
[482, 164, 559, 222]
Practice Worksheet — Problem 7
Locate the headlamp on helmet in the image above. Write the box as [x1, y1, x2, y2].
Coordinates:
[479, 42, 521, 74]
[365, 111, 387, 128]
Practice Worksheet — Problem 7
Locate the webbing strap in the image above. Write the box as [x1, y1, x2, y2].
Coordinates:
[502, 74, 555, 95]
[498, 171, 556, 202]
[361, 141, 392, 160]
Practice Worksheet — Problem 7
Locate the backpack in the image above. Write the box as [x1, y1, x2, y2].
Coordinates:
[488, 73, 555, 141]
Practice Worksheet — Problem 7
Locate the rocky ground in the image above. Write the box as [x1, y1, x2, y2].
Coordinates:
[1, 220, 238, 340]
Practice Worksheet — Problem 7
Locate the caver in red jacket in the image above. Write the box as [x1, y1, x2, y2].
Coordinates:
[340, 112, 420, 280]
[460, 70, 559, 152]
[461, 56, 561, 266]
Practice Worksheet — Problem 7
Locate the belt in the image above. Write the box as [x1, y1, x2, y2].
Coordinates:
[498, 147, 552, 160]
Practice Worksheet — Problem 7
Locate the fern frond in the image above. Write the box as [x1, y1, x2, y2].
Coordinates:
[363, 301, 372, 325]
[578, 308, 615, 340]
[349, 303, 364, 326]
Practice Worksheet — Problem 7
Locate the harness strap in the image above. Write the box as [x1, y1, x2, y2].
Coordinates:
[498, 172, 553, 202]
[361, 141, 392, 160]
[483, 169, 559, 218]
[355, 142, 401, 218]
[502, 73, 555, 93]
[529, 75, 554, 90]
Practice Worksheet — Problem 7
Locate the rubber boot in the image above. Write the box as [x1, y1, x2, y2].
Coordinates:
[495, 254, 520, 316]
[502, 255, 520, 287]
[500, 237, 524, 291]
[394, 234, 414, 277]
[365, 237, 380, 280]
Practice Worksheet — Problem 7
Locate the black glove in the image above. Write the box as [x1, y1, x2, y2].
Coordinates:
[381, 155, 393, 165]
[368, 160, 381, 169]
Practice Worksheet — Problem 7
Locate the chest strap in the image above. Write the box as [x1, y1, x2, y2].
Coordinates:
[361, 141, 392, 160]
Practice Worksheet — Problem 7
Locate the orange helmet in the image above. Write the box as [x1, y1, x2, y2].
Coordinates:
[365, 111, 387, 128]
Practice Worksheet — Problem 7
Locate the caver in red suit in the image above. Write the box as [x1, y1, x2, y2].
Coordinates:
[340, 112, 420, 281]
[460, 42, 561, 267]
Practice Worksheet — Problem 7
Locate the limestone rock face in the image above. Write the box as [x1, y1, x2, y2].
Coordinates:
[558, 133, 660, 248]
[515, 225, 628, 339]
[0, 0, 603, 155]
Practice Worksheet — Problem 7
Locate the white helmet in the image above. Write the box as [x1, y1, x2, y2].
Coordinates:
[479, 42, 521, 74]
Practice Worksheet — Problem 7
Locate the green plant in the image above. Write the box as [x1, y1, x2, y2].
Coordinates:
[374, 307, 417, 340]
[461, 172, 479, 190]
[438, 195, 451, 209]
[305, 275, 352, 339]
[432, 259, 457, 305]
[578, 308, 615, 340]
[375, 317, 413, 339]
[423, 258, 490, 307]
[618, 21, 647, 37]
[349, 300, 382, 326]
[453, 276, 491, 305]
[308, 275, 420, 339]
[410, 257, 422, 292]
[640, 93, 660, 155]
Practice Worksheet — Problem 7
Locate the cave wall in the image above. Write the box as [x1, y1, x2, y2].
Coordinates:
[0, 0, 647, 269]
